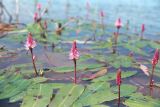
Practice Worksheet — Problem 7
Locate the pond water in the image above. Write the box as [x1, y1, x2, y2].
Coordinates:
[1, 0, 160, 107]
[2, 0, 160, 40]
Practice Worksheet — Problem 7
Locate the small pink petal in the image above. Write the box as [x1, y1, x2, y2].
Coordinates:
[25, 32, 37, 50]
[100, 10, 104, 17]
[37, 3, 42, 10]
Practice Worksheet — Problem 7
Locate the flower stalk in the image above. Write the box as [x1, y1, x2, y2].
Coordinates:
[149, 49, 159, 88]
[116, 69, 121, 107]
[25, 32, 38, 76]
[69, 40, 79, 84]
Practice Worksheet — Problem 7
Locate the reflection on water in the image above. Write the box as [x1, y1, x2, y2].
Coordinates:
[2, 0, 160, 39]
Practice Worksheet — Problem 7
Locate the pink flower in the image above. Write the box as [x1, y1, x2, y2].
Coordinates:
[34, 12, 38, 22]
[152, 49, 159, 66]
[116, 69, 121, 86]
[115, 18, 122, 29]
[100, 10, 104, 17]
[69, 40, 79, 60]
[37, 3, 42, 11]
[44, 20, 47, 29]
[141, 24, 145, 33]
[86, 1, 90, 10]
[25, 32, 36, 50]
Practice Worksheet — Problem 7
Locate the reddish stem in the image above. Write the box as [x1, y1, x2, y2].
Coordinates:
[150, 65, 155, 87]
[149, 65, 155, 96]
[113, 28, 119, 54]
[117, 28, 119, 35]
[101, 17, 104, 31]
[30, 48, 38, 76]
[141, 31, 143, 40]
[73, 59, 77, 84]
[118, 85, 120, 107]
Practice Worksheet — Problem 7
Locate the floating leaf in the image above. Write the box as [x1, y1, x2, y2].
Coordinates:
[111, 84, 137, 97]
[9, 92, 25, 103]
[92, 71, 137, 82]
[0, 74, 31, 100]
[123, 93, 160, 107]
[21, 84, 53, 107]
[52, 63, 104, 73]
[91, 105, 109, 107]
[49, 84, 84, 107]
[124, 43, 148, 56]
[73, 82, 117, 106]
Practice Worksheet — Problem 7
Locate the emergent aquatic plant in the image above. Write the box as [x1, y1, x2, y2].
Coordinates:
[69, 40, 80, 84]
[112, 32, 119, 54]
[150, 49, 159, 88]
[141, 24, 145, 40]
[116, 69, 122, 107]
[115, 18, 122, 35]
[100, 10, 105, 31]
[25, 32, 38, 76]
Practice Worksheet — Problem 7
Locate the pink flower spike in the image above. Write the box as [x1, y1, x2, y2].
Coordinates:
[34, 12, 38, 22]
[152, 49, 159, 66]
[141, 24, 145, 33]
[86, 1, 90, 10]
[25, 32, 36, 50]
[115, 18, 122, 29]
[69, 40, 80, 60]
[37, 3, 42, 11]
[100, 10, 104, 17]
[116, 69, 121, 86]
